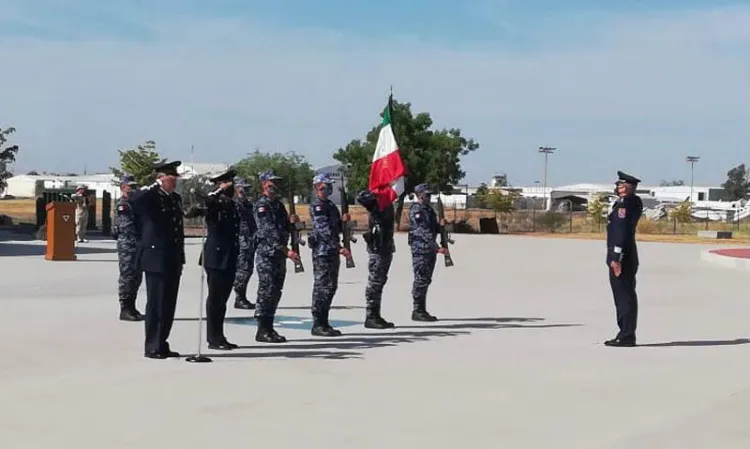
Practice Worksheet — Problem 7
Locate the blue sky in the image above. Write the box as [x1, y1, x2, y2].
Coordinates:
[0, 0, 748, 186]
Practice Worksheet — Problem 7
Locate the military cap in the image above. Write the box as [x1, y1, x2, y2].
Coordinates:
[120, 175, 137, 186]
[615, 171, 641, 186]
[258, 169, 282, 182]
[153, 160, 181, 177]
[356, 189, 377, 208]
[210, 168, 237, 184]
[414, 184, 431, 194]
[234, 177, 249, 187]
[312, 173, 334, 185]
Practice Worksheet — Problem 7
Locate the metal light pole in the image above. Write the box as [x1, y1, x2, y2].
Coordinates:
[538, 147, 556, 210]
[686, 156, 700, 205]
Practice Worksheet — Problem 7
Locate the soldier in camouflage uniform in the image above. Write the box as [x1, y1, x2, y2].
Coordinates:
[232, 177, 256, 310]
[408, 184, 447, 322]
[113, 175, 144, 322]
[356, 190, 396, 329]
[308, 173, 352, 337]
[253, 169, 300, 343]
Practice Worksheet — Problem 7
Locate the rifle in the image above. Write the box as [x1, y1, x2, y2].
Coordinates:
[287, 184, 306, 273]
[436, 196, 454, 267]
[339, 177, 357, 269]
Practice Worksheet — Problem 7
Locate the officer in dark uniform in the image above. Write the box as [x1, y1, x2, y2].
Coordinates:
[408, 184, 448, 322]
[253, 169, 300, 343]
[356, 190, 396, 329]
[185, 169, 241, 350]
[113, 174, 144, 322]
[232, 177, 257, 310]
[129, 161, 185, 359]
[308, 173, 352, 336]
[605, 171, 644, 347]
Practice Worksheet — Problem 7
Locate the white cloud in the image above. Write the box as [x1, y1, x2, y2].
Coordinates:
[0, 4, 747, 185]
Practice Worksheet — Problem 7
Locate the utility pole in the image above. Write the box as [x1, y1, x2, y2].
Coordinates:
[538, 146, 556, 210]
[686, 156, 700, 204]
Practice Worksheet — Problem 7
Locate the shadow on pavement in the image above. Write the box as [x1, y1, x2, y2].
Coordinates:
[0, 242, 118, 257]
[201, 350, 362, 360]
[638, 338, 750, 347]
[278, 305, 365, 311]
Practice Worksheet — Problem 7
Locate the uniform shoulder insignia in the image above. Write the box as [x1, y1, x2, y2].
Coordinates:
[415, 213, 421, 218]
[257, 206, 267, 213]
[618, 208, 627, 218]
[117, 204, 126, 212]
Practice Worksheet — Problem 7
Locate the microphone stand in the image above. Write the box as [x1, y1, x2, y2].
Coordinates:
[186, 147, 212, 363]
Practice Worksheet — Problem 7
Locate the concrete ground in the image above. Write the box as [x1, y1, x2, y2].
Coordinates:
[0, 234, 748, 449]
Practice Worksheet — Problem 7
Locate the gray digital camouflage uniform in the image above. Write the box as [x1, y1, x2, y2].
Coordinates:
[408, 200, 439, 320]
[308, 196, 343, 335]
[232, 195, 257, 307]
[114, 195, 144, 320]
[253, 193, 290, 342]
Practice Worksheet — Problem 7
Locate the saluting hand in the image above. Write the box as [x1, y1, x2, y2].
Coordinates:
[610, 261, 622, 277]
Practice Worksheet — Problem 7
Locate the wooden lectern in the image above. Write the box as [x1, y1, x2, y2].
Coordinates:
[45, 201, 77, 261]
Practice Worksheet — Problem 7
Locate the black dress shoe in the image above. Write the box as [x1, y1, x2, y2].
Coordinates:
[119, 308, 144, 322]
[604, 338, 636, 347]
[256, 329, 287, 343]
[411, 310, 438, 322]
[144, 351, 167, 359]
[208, 341, 238, 350]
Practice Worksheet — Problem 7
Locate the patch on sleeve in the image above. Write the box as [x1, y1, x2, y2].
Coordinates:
[117, 204, 126, 212]
[618, 208, 626, 218]
[415, 213, 421, 219]
[257, 206, 267, 214]
[313, 204, 325, 216]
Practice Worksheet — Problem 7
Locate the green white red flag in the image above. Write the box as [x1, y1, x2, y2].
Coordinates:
[368, 94, 406, 210]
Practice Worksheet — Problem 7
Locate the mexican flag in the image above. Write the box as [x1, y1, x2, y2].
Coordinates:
[369, 94, 406, 210]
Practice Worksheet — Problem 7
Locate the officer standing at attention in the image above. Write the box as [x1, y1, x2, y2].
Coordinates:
[356, 190, 396, 329]
[232, 177, 257, 310]
[113, 174, 144, 322]
[130, 161, 186, 359]
[308, 173, 351, 336]
[408, 184, 448, 322]
[605, 171, 643, 347]
[253, 169, 300, 343]
[185, 169, 241, 350]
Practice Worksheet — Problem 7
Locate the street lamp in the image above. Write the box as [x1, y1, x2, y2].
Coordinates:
[686, 156, 700, 204]
[538, 146, 556, 210]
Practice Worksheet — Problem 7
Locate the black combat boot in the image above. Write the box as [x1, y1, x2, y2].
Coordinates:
[255, 317, 287, 343]
[311, 312, 342, 337]
[364, 303, 395, 329]
[411, 296, 437, 322]
[233, 293, 255, 310]
[119, 302, 144, 322]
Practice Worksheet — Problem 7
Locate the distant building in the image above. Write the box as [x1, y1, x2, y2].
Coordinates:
[4, 173, 118, 199]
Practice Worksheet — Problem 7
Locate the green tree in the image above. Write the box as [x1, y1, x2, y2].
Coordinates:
[669, 200, 693, 224]
[722, 163, 749, 200]
[233, 149, 314, 200]
[472, 183, 489, 208]
[110, 140, 164, 186]
[587, 194, 608, 229]
[0, 125, 20, 192]
[332, 97, 479, 196]
[483, 190, 517, 217]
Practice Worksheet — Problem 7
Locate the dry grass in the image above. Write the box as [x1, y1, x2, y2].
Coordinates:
[3, 198, 749, 245]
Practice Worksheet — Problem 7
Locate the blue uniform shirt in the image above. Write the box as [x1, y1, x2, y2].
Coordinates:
[253, 195, 290, 257]
[309, 196, 342, 257]
[234, 196, 257, 247]
[408, 201, 439, 254]
[114, 195, 139, 242]
[606, 194, 643, 264]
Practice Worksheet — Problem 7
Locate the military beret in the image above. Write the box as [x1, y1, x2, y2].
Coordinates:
[120, 175, 137, 186]
[616, 171, 641, 186]
[210, 168, 237, 184]
[153, 160, 181, 177]
[414, 184, 431, 194]
[258, 169, 282, 182]
[312, 173, 334, 185]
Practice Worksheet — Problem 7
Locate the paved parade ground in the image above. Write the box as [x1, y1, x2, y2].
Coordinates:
[0, 234, 748, 449]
